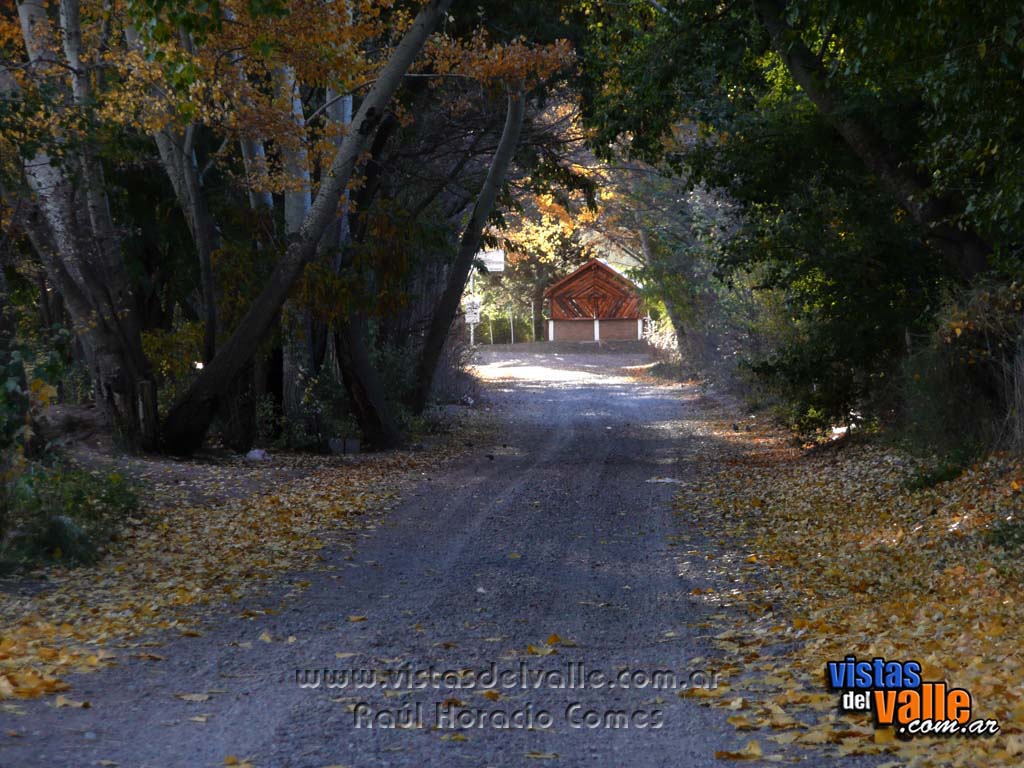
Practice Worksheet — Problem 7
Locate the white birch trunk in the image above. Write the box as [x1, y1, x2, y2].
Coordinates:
[15, 1, 153, 445]
[239, 139, 275, 211]
[275, 66, 314, 426]
[323, 87, 354, 257]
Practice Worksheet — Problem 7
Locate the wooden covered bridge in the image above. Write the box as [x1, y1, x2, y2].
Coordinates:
[543, 260, 644, 341]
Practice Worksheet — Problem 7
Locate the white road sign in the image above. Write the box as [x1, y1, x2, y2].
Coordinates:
[464, 296, 481, 324]
[478, 249, 505, 272]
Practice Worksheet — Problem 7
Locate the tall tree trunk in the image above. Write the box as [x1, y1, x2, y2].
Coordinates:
[161, 0, 454, 454]
[129, 15, 235, 363]
[150, 125, 221, 363]
[411, 89, 525, 414]
[752, 0, 990, 279]
[275, 66, 315, 429]
[331, 111, 404, 447]
[312, 87, 355, 374]
[531, 279, 548, 341]
[126, 18, 221, 365]
[12, 1, 155, 448]
[334, 317, 403, 448]
[239, 138, 275, 212]
[227, 67, 276, 452]
[232, 33, 276, 213]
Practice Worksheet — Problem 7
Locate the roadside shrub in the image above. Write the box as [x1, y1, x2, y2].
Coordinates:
[253, 392, 281, 447]
[0, 350, 30, 454]
[141, 322, 204, 409]
[1, 335, 66, 544]
[246, 367, 359, 452]
[902, 281, 1024, 454]
[431, 330, 478, 405]
[367, 339, 418, 430]
[645, 307, 683, 366]
[0, 465, 139, 570]
[287, 367, 359, 450]
[477, 313, 533, 345]
[643, 313, 690, 382]
[986, 513, 1024, 579]
[986, 514, 1024, 554]
[904, 454, 970, 491]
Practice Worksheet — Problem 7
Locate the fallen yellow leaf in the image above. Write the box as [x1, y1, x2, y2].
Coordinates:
[175, 693, 211, 703]
[873, 727, 895, 744]
[715, 739, 763, 760]
[53, 695, 90, 709]
[526, 644, 556, 656]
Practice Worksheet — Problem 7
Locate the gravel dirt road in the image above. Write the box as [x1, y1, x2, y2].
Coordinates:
[1, 345, 762, 767]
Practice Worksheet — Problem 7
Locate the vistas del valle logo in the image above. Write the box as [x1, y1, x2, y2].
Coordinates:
[826, 656, 1000, 737]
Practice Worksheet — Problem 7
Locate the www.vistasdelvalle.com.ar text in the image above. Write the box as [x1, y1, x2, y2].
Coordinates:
[294, 662, 723, 693]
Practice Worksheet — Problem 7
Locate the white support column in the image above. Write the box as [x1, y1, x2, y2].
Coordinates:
[637, 318, 643, 339]
[594, 318, 600, 341]
[548, 319, 554, 341]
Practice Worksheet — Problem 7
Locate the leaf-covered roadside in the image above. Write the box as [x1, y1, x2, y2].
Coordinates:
[674, 399, 1024, 766]
[0, 448, 451, 703]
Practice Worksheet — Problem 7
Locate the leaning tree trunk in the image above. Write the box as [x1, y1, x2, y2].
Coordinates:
[161, 0, 454, 454]
[316, 97, 405, 449]
[328, 110, 405, 447]
[753, 0, 990, 279]
[411, 89, 525, 414]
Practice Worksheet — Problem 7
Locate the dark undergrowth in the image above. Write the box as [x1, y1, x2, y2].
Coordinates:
[1, 462, 139, 572]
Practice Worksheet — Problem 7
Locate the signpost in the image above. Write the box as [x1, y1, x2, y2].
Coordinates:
[464, 295, 481, 345]
[463, 250, 507, 345]
[464, 296, 481, 324]
[464, 249, 504, 346]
